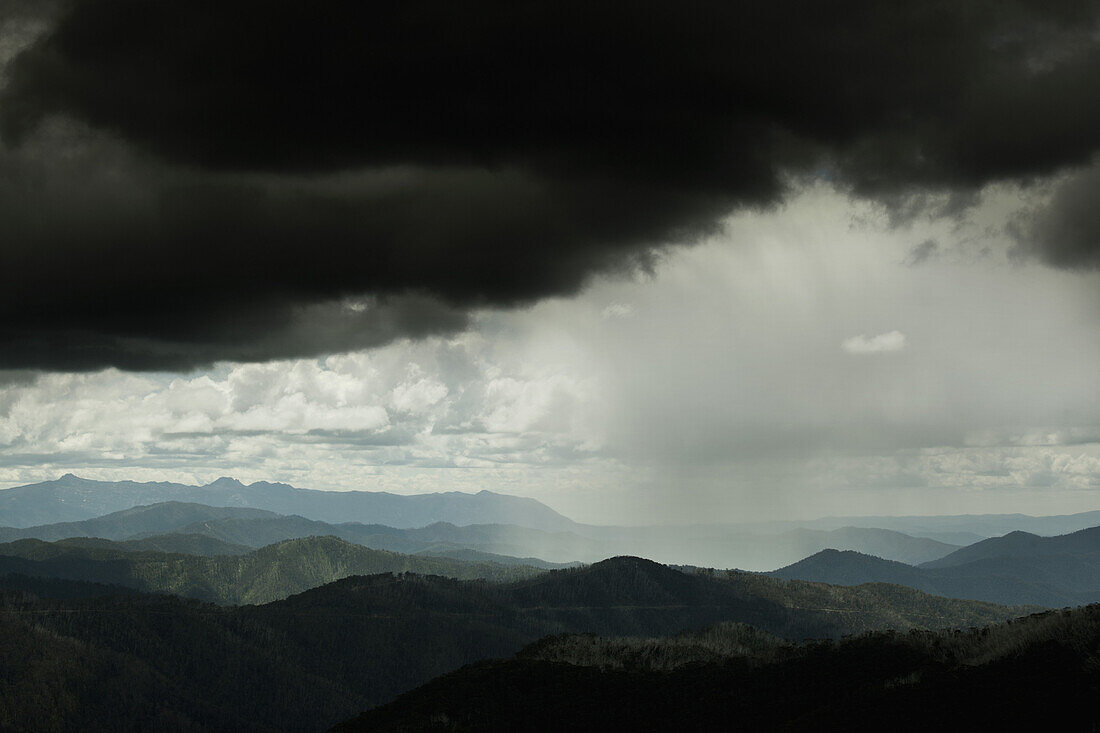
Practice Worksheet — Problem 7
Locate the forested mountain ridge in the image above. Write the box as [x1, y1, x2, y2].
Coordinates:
[0, 556, 1032, 731]
[5, 475, 1100, 570]
[59, 533, 253, 556]
[921, 525, 1100, 568]
[0, 535, 548, 604]
[286, 556, 1030, 637]
[0, 501, 592, 566]
[0, 501, 280, 543]
[337, 605, 1100, 731]
[772, 549, 932, 589]
[772, 524, 1100, 607]
[7, 498, 1100, 608]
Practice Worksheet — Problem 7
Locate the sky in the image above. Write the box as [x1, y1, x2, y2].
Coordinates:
[0, 0, 1099, 524]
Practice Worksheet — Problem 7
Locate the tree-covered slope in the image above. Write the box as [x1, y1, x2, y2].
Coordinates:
[337, 605, 1100, 732]
[59, 533, 252, 556]
[0, 557, 1034, 731]
[0, 535, 548, 604]
[922, 525, 1100, 568]
[0, 591, 363, 732]
[771, 549, 928, 587]
[712, 564, 1034, 631]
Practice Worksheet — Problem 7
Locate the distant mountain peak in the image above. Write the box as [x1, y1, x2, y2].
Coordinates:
[206, 477, 245, 488]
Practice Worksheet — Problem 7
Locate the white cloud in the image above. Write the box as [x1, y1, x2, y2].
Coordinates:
[601, 303, 635, 319]
[842, 330, 907, 354]
[0, 330, 609, 513]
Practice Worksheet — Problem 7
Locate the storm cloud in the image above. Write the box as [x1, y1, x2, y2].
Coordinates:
[3, 0, 1100, 370]
[1014, 160, 1100, 269]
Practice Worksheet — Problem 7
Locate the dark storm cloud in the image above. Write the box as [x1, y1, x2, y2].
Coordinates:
[1013, 161, 1100, 269]
[2, 0, 1100, 370]
[0, 132, 708, 369]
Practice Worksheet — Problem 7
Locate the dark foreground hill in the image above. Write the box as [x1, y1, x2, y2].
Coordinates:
[338, 605, 1100, 732]
[773, 524, 1100, 607]
[0, 557, 1029, 731]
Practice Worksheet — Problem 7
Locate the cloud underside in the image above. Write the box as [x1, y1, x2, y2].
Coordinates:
[2, 0, 1100, 370]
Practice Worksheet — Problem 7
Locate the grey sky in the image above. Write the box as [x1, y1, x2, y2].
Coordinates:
[1, 184, 1098, 524]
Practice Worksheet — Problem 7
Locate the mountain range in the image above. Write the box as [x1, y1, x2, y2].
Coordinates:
[6, 473, 1100, 730]
[0, 474, 576, 531]
[143, 512, 963, 567]
[772, 524, 1100, 607]
[8, 476, 1100, 571]
[0, 482, 964, 568]
[5, 476, 1100, 609]
[751, 510, 1100, 543]
[0, 535, 548, 604]
[0, 554, 1029, 731]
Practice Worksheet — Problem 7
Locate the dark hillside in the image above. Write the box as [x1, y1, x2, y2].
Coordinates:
[0, 557, 1031, 731]
[773, 530, 1100, 607]
[773, 549, 928, 587]
[337, 606, 1100, 732]
[0, 536, 548, 604]
[922, 525, 1100, 568]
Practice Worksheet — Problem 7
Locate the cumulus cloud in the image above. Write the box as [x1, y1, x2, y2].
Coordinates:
[0, 332, 607, 495]
[811, 446, 1100, 497]
[1, 1, 1100, 369]
[842, 331, 908, 354]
